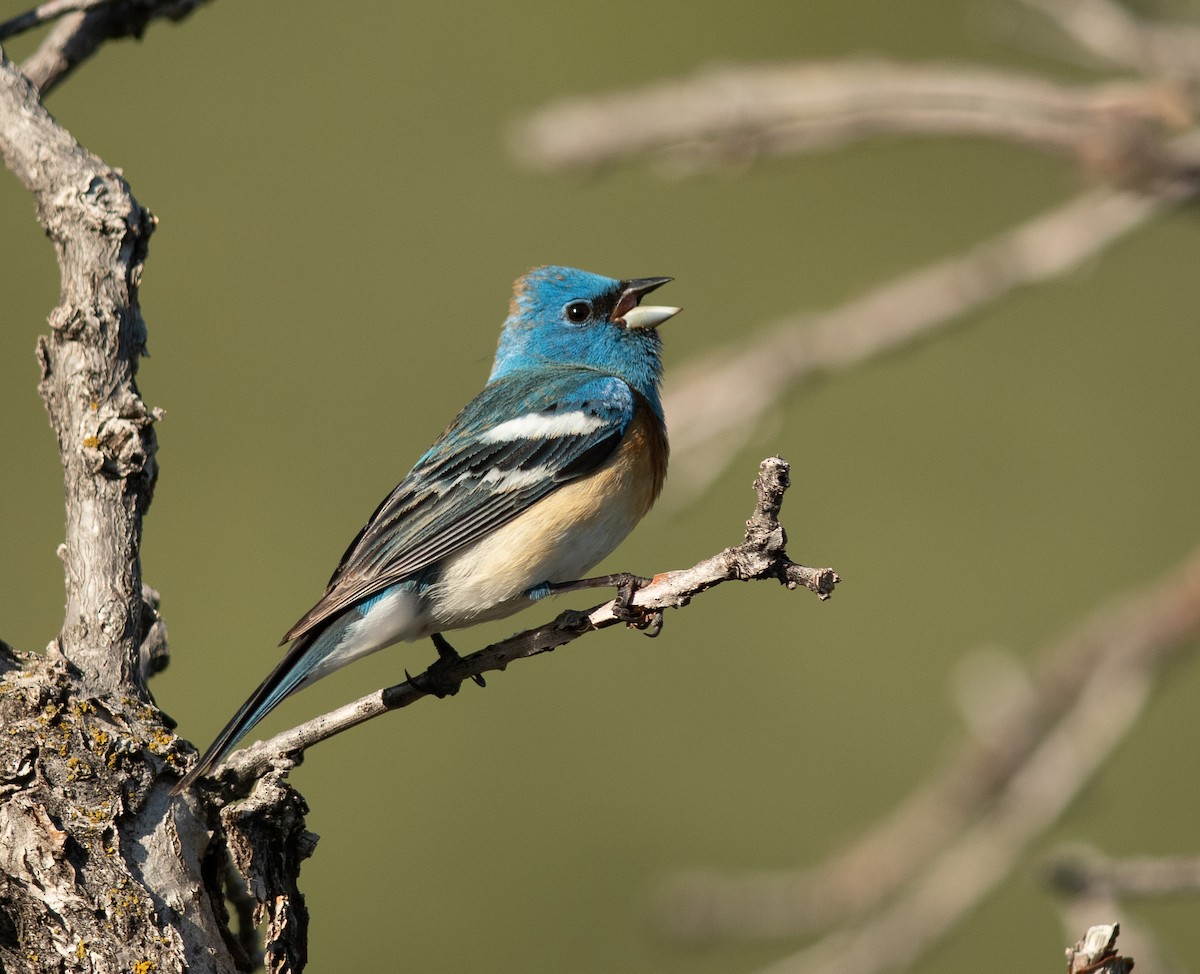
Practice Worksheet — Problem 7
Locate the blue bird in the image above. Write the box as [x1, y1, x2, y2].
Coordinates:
[175, 266, 679, 791]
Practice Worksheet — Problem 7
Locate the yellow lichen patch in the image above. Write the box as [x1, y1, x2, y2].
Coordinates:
[82, 436, 101, 449]
[105, 879, 146, 918]
[85, 805, 112, 825]
[146, 727, 174, 754]
[133, 961, 156, 974]
[131, 702, 161, 723]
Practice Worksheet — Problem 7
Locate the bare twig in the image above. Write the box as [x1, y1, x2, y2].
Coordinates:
[511, 60, 1190, 176]
[0, 0, 106, 41]
[16, 0, 210, 95]
[656, 546, 1200, 974]
[661, 183, 1184, 508]
[1066, 924, 1133, 974]
[1057, 887, 1172, 974]
[194, 458, 839, 798]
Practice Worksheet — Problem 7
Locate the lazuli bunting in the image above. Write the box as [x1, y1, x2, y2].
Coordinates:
[176, 266, 679, 790]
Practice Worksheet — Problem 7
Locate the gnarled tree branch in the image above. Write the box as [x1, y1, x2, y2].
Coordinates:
[4, 0, 212, 95]
[0, 47, 158, 698]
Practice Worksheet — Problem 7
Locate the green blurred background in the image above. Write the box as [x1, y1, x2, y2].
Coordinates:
[3, 1, 1200, 971]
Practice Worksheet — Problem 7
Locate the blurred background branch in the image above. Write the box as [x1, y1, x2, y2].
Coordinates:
[657, 547, 1200, 974]
[1017, 0, 1200, 77]
[511, 61, 1189, 177]
[506, 1, 1200, 971]
[513, 36, 1200, 507]
[1050, 847, 1200, 898]
[660, 184, 1177, 507]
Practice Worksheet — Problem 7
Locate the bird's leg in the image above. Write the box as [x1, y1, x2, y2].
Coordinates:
[543, 572, 650, 598]
[416, 632, 486, 698]
[541, 573, 664, 637]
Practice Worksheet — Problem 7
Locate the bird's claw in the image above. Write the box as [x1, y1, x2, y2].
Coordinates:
[419, 633, 486, 698]
[638, 609, 665, 638]
[612, 574, 664, 638]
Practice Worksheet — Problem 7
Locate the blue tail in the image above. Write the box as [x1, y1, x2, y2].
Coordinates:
[172, 624, 340, 793]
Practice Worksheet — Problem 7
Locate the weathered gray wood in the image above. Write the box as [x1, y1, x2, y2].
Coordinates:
[0, 47, 156, 698]
[1, 42, 311, 974]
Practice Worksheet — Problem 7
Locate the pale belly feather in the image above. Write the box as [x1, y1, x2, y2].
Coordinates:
[422, 416, 661, 632]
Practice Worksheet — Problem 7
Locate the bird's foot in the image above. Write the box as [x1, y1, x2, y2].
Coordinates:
[613, 575, 664, 638]
[544, 573, 663, 637]
[414, 633, 486, 698]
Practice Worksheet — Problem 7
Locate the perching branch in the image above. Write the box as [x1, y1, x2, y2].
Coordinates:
[198, 457, 839, 798]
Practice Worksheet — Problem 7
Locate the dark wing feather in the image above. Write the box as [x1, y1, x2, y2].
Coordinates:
[281, 368, 635, 643]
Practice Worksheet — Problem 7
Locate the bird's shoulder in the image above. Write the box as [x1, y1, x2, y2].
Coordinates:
[434, 366, 637, 450]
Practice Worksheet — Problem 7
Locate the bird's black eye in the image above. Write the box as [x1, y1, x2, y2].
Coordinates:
[565, 301, 592, 324]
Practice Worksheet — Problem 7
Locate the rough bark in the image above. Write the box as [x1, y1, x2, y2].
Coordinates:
[0, 48, 155, 698]
[0, 42, 314, 974]
[0, 645, 231, 973]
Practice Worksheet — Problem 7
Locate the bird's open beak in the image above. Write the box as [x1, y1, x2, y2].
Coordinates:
[614, 276, 681, 330]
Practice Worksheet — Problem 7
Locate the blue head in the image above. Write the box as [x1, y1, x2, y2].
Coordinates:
[490, 266, 680, 418]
